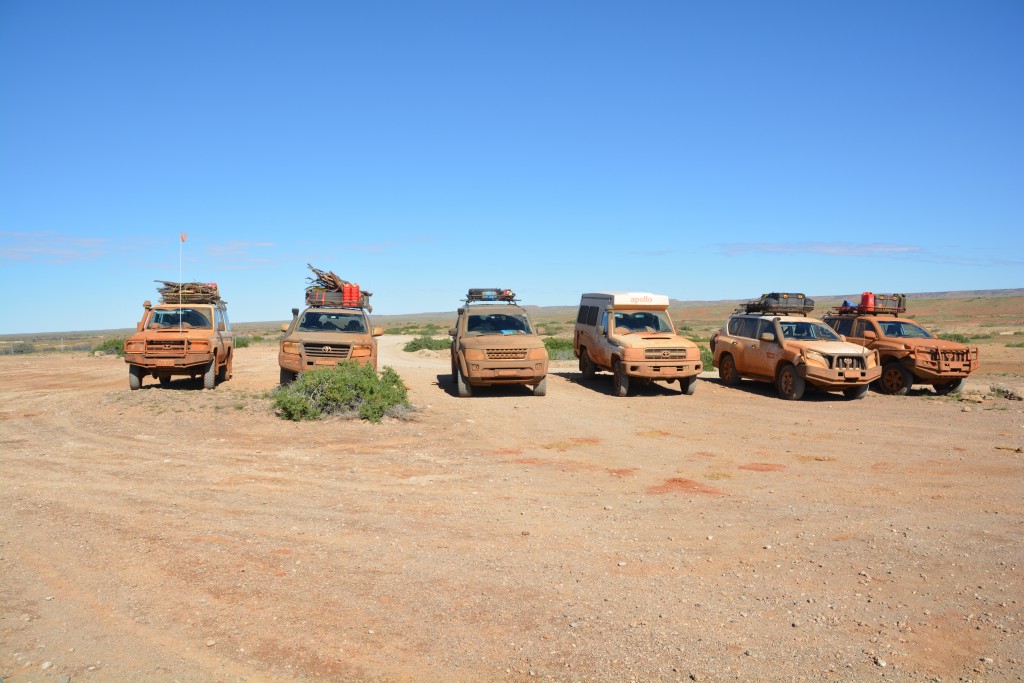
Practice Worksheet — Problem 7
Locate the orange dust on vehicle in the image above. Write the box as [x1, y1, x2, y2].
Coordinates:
[278, 264, 382, 385]
[449, 288, 549, 397]
[821, 292, 979, 395]
[574, 292, 702, 397]
[711, 293, 880, 400]
[123, 281, 234, 390]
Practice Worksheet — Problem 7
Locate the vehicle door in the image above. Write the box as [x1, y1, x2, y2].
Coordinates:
[850, 318, 876, 348]
[589, 309, 615, 369]
[745, 318, 781, 378]
[719, 316, 758, 375]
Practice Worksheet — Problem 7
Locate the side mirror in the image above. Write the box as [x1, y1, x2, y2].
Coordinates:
[280, 323, 289, 333]
[448, 327, 456, 337]
[372, 326, 383, 337]
[137, 322, 144, 332]
[536, 326, 546, 335]
[863, 330, 877, 340]
[760, 332, 775, 343]
[218, 322, 226, 332]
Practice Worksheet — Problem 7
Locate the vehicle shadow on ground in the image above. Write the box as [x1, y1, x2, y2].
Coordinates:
[560, 371, 686, 397]
[708, 377, 869, 402]
[138, 378, 208, 391]
[434, 374, 542, 398]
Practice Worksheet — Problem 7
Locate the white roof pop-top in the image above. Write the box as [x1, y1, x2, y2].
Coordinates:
[581, 292, 671, 308]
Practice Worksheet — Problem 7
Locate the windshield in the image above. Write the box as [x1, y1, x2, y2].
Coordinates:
[298, 311, 367, 333]
[466, 312, 533, 336]
[147, 307, 211, 329]
[779, 320, 841, 342]
[878, 321, 934, 339]
[612, 310, 674, 334]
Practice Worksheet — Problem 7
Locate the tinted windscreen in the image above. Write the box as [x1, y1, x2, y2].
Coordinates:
[466, 313, 533, 335]
[299, 312, 367, 332]
[779, 321, 841, 341]
[878, 321, 934, 339]
[147, 308, 211, 329]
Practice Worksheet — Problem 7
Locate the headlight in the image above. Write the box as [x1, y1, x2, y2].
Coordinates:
[527, 346, 548, 360]
[281, 341, 301, 355]
[190, 341, 210, 353]
[464, 348, 485, 360]
[125, 340, 144, 353]
[350, 345, 372, 358]
[803, 350, 828, 368]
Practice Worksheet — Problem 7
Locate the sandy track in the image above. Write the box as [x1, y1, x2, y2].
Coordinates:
[1, 338, 1022, 682]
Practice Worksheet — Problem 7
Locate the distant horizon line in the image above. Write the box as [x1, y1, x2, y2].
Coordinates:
[2, 287, 1020, 339]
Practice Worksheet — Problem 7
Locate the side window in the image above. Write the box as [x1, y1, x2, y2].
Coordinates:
[727, 317, 745, 336]
[831, 318, 853, 336]
[576, 306, 588, 324]
[736, 318, 759, 339]
[586, 306, 599, 326]
[755, 319, 775, 339]
[599, 311, 608, 332]
[853, 320, 870, 337]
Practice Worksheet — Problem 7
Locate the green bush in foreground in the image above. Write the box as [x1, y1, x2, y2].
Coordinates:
[93, 337, 126, 357]
[699, 344, 714, 371]
[235, 336, 251, 348]
[273, 361, 411, 423]
[403, 336, 450, 352]
[543, 337, 575, 360]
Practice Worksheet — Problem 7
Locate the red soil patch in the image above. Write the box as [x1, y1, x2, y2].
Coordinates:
[491, 448, 523, 455]
[739, 463, 786, 472]
[606, 468, 638, 477]
[646, 478, 724, 496]
[691, 451, 717, 458]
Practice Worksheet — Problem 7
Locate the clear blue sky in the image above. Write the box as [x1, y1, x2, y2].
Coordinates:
[1, 0, 1021, 334]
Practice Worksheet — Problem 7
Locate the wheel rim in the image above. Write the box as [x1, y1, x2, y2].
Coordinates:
[882, 367, 904, 392]
[780, 368, 793, 395]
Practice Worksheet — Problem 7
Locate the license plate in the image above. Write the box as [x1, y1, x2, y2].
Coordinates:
[498, 369, 518, 376]
[155, 359, 175, 366]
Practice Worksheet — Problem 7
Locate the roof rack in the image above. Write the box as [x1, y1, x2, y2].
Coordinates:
[465, 288, 518, 303]
[740, 292, 814, 315]
[304, 263, 373, 311]
[155, 281, 225, 305]
[833, 292, 906, 315]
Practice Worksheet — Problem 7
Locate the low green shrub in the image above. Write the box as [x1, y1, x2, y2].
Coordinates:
[92, 337, 126, 357]
[273, 362, 411, 423]
[1006, 341, 1024, 348]
[939, 333, 971, 344]
[699, 345, 714, 371]
[235, 336, 251, 349]
[543, 337, 575, 360]
[403, 336, 450, 352]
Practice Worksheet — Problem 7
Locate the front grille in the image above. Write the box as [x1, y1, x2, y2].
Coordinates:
[645, 348, 688, 360]
[931, 349, 970, 362]
[303, 343, 351, 359]
[486, 348, 527, 360]
[832, 355, 865, 370]
[145, 339, 186, 356]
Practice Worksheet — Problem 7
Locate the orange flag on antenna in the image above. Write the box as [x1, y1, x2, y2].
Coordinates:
[180, 232, 187, 242]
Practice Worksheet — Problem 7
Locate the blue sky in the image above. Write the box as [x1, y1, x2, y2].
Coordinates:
[1, 0, 1021, 334]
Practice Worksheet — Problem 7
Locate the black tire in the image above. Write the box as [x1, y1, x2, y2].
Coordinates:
[777, 363, 805, 400]
[128, 365, 143, 390]
[612, 359, 630, 397]
[203, 357, 217, 390]
[579, 348, 596, 380]
[456, 365, 473, 398]
[843, 384, 869, 400]
[158, 375, 171, 387]
[877, 362, 912, 395]
[533, 375, 547, 396]
[279, 368, 297, 386]
[934, 378, 966, 395]
[719, 354, 740, 386]
[679, 375, 697, 395]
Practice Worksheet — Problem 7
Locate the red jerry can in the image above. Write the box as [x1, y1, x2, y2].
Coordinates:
[861, 291, 875, 312]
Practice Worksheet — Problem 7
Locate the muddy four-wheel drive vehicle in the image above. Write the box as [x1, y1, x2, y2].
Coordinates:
[123, 282, 234, 390]
[449, 288, 549, 397]
[821, 292, 979, 395]
[278, 266, 382, 385]
[711, 293, 880, 400]
[574, 292, 702, 397]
